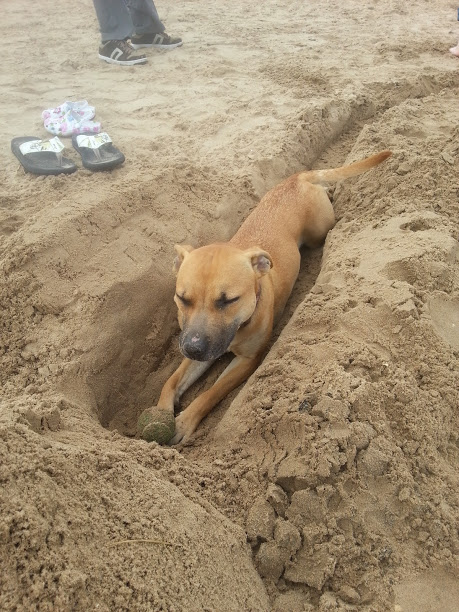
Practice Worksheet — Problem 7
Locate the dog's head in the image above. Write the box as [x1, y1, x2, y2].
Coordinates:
[173, 243, 272, 361]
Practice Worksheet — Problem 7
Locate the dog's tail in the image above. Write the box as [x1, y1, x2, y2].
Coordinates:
[299, 150, 391, 184]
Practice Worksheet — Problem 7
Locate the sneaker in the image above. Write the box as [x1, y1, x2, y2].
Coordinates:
[130, 32, 183, 50]
[98, 39, 147, 65]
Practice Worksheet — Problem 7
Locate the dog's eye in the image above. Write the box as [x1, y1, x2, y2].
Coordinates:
[176, 293, 192, 307]
[215, 295, 240, 309]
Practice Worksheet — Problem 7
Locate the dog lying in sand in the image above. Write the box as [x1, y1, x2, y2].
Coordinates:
[138, 150, 391, 444]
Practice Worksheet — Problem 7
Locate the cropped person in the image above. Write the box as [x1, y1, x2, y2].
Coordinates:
[92, 0, 182, 66]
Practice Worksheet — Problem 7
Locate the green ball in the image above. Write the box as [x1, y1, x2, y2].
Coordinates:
[138, 408, 175, 445]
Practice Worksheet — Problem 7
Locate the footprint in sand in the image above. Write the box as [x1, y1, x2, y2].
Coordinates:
[0, 214, 24, 236]
[428, 296, 459, 350]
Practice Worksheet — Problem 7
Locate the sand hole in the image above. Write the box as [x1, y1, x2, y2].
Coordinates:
[80, 93, 389, 442]
[85, 242, 325, 440]
[80, 88, 401, 441]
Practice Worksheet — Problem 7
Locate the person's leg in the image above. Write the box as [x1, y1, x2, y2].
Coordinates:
[93, 0, 134, 41]
[92, 0, 147, 65]
[127, 0, 165, 35]
[128, 0, 183, 49]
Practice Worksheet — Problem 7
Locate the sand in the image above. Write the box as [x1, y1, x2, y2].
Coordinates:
[1, 1, 459, 610]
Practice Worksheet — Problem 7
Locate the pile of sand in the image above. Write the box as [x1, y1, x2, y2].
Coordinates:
[1, 1, 458, 610]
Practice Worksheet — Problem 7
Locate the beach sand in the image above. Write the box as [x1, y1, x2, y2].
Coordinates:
[1, 1, 459, 610]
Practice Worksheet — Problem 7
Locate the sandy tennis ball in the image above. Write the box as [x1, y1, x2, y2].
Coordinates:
[138, 408, 175, 444]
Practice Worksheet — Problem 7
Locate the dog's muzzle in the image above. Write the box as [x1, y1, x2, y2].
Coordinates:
[179, 322, 239, 362]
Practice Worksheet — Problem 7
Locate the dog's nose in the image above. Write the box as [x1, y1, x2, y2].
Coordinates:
[181, 331, 209, 361]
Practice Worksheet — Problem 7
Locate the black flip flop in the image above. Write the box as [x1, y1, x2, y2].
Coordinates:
[71, 132, 125, 171]
[11, 136, 77, 175]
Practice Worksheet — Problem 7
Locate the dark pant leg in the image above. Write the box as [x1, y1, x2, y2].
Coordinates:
[93, 0, 134, 41]
[127, 0, 165, 34]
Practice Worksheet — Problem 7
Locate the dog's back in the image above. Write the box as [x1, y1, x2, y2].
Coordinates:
[232, 150, 391, 252]
[231, 150, 391, 318]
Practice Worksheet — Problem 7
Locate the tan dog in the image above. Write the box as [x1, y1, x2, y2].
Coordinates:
[139, 151, 391, 444]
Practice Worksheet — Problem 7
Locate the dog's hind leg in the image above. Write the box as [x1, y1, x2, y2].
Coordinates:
[171, 354, 261, 444]
[300, 184, 336, 248]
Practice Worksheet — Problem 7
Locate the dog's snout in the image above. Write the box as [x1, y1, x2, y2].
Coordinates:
[181, 331, 209, 361]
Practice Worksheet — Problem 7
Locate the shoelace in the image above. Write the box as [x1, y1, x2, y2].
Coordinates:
[118, 39, 140, 56]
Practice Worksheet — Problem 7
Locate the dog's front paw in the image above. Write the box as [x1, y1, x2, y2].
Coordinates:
[170, 410, 199, 445]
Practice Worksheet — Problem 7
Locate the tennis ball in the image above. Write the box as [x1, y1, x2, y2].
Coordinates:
[138, 408, 175, 445]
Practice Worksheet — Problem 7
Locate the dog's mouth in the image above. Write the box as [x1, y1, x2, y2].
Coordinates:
[179, 322, 239, 362]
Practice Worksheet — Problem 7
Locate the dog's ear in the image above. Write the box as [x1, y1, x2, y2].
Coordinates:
[173, 244, 194, 274]
[244, 248, 273, 277]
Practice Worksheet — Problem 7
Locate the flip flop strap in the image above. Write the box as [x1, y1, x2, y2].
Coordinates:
[75, 133, 112, 161]
[19, 136, 65, 155]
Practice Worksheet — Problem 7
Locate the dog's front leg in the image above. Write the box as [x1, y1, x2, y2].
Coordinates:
[171, 354, 260, 445]
[138, 358, 214, 443]
[158, 357, 215, 411]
